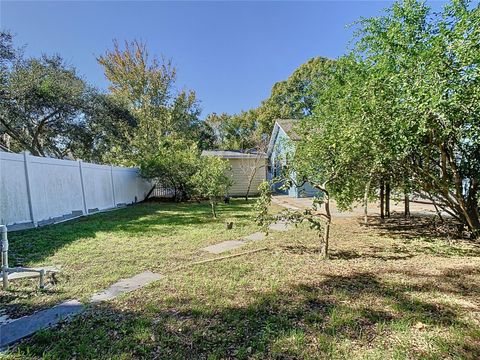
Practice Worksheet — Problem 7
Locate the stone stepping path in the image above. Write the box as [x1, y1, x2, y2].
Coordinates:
[91, 271, 163, 303]
[0, 271, 162, 350]
[243, 232, 265, 241]
[202, 223, 289, 255]
[2, 219, 294, 349]
[269, 221, 291, 232]
[0, 300, 84, 349]
[202, 240, 245, 254]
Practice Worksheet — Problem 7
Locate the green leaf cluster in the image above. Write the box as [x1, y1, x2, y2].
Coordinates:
[295, 0, 480, 234]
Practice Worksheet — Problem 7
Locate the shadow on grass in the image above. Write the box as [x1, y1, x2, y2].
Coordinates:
[280, 246, 415, 261]
[329, 249, 415, 261]
[7, 200, 254, 267]
[0, 285, 68, 320]
[10, 270, 480, 359]
[362, 215, 480, 257]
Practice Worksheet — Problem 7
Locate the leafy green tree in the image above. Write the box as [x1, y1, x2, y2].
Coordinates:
[80, 94, 137, 163]
[204, 111, 259, 150]
[139, 138, 200, 202]
[0, 32, 135, 160]
[98, 40, 201, 164]
[295, 0, 480, 236]
[353, 0, 480, 234]
[255, 57, 334, 135]
[192, 156, 232, 218]
[0, 54, 90, 157]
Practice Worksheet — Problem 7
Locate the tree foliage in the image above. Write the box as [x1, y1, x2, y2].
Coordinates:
[204, 111, 260, 151]
[192, 156, 232, 218]
[97, 40, 205, 164]
[255, 57, 334, 135]
[139, 137, 232, 214]
[294, 0, 480, 236]
[0, 32, 135, 161]
[204, 57, 334, 152]
[139, 138, 200, 202]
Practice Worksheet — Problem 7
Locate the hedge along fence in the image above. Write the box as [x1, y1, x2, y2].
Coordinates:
[0, 151, 152, 231]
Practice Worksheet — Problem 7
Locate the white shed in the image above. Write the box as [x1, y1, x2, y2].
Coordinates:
[201, 150, 267, 197]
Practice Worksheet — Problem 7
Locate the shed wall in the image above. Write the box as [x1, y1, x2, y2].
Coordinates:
[227, 158, 266, 197]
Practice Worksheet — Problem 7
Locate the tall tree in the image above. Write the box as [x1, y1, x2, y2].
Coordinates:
[355, 0, 480, 234]
[0, 32, 134, 160]
[98, 40, 201, 163]
[297, 0, 480, 236]
[0, 54, 90, 157]
[256, 57, 334, 135]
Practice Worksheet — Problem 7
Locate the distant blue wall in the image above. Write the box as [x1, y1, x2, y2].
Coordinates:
[268, 125, 319, 198]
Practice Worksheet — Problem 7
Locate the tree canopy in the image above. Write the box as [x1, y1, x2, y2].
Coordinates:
[0, 32, 136, 161]
[291, 0, 480, 236]
[97, 40, 207, 164]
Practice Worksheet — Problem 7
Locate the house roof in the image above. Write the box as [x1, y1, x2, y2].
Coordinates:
[201, 150, 267, 159]
[266, 119, 301, 157]
[275, 119, 301, 141]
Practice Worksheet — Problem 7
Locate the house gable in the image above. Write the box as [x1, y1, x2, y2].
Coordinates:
[267, 119, 299, 158]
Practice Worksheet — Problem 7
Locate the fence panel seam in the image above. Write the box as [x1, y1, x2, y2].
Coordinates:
[23, 152, 37, 226]
[78, 160, 88, 214]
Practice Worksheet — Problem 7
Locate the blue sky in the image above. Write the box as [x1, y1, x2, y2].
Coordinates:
[1, 1, 447, 117]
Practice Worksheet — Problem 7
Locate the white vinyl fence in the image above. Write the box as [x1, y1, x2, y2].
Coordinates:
[0, 151, 152, 230]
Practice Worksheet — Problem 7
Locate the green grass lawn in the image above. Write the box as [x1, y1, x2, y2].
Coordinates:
[2, 200, 480, 359]
[1, 199, 261, 318]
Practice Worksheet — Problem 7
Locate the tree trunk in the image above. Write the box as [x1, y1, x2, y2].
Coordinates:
[144, 184, 156, 200]
[464, 181, 480, 237]
[245, 172, 255, 202]
[404, 193, 410, 219]
[211, 201, 217, 218]
[465, 207, 480, 238]
[442, 146, 480, 236]
[321, 189, 331, 259]
[380, 180, 385, 221]
[385, 181, 391, 218]
[428, 193, 445, 223]
[321, 223, 330, 259]
[363, 178, 371, 225]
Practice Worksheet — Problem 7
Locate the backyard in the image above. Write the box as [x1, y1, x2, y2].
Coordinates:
[2, 199, 479, 359]
[2, 0, 480, 358]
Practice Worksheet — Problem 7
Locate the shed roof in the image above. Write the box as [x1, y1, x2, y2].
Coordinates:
[201, 150, 267, 159]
